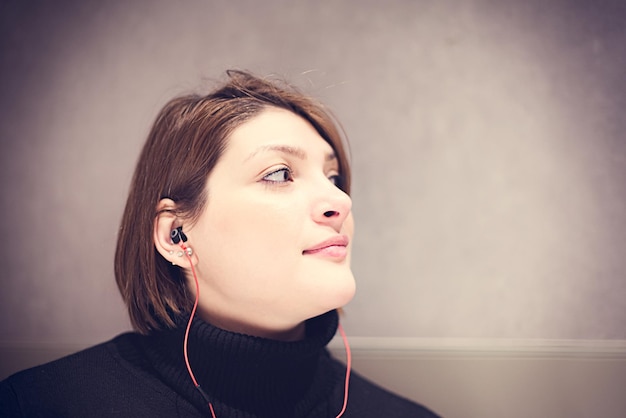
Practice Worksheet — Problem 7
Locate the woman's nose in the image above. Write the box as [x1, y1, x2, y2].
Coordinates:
[312, 182, 352, 232]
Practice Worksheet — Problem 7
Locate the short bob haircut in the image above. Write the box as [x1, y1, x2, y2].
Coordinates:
[115, 70, 352, 334]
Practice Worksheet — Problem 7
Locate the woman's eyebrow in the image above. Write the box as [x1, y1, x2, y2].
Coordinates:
[245, 144, 307, 162]
[245, 144, 337, 165]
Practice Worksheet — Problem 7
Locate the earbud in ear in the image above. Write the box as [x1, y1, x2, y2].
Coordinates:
[170, 226, 188, 244]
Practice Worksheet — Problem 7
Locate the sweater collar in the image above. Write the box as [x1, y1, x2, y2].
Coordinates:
[142, 310, 340, 416]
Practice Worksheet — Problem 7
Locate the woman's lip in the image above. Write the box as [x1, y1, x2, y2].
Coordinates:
[303, 235, 349, 254]
[303, 245, 348, 258]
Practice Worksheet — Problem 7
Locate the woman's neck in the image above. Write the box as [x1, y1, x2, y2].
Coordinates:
[197, 307, 306, 341]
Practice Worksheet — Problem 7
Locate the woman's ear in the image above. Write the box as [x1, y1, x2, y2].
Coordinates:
[154, 199, 196, 267]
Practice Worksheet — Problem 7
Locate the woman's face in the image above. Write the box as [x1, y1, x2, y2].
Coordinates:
[187, 107, 355, 338]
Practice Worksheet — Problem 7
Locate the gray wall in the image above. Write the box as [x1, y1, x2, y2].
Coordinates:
[1, 1, 625, 416]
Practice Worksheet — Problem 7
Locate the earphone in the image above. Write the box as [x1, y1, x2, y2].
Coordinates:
[170, 226, 188, 244]
[172, 226, 351, 418]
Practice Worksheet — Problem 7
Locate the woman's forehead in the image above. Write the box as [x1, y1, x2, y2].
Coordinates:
[225, 108, 336, 162]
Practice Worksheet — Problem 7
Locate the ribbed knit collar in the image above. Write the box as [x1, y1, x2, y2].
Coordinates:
[140, 310, 341, 417]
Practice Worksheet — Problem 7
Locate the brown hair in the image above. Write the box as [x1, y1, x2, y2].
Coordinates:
[114, 70, 351, 334]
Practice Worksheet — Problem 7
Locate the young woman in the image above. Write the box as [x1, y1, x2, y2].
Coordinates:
[0, 71, 440, 417]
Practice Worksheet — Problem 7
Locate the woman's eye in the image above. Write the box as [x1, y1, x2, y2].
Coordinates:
[263, 167, 293, 183]
[329, 174, 344, 190]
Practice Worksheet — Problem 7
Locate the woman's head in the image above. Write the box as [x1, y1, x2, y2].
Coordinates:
[115, 70, 354, 335]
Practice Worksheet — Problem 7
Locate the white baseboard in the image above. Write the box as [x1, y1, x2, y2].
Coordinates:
[329, 336, 626, 357]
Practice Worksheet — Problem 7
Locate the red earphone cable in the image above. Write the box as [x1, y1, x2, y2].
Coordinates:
[181, 243, 217, 418]
[335, 321, 351, 418]
[180, 242, 350, 418]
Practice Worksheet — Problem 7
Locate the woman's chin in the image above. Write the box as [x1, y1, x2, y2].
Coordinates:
[317, 273, 357, 314]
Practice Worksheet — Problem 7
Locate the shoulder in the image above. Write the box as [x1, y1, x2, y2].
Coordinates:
[0, 333, 191, 418]
[2, 334, 134, 389]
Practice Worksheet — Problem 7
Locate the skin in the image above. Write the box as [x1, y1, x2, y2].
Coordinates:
[156, 107, 355, 341]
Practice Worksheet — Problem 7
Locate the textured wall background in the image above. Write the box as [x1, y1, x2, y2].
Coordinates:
[1, 0, 625, 348]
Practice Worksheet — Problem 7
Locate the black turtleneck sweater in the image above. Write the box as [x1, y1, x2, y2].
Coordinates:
[0, 311, 440, 417]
